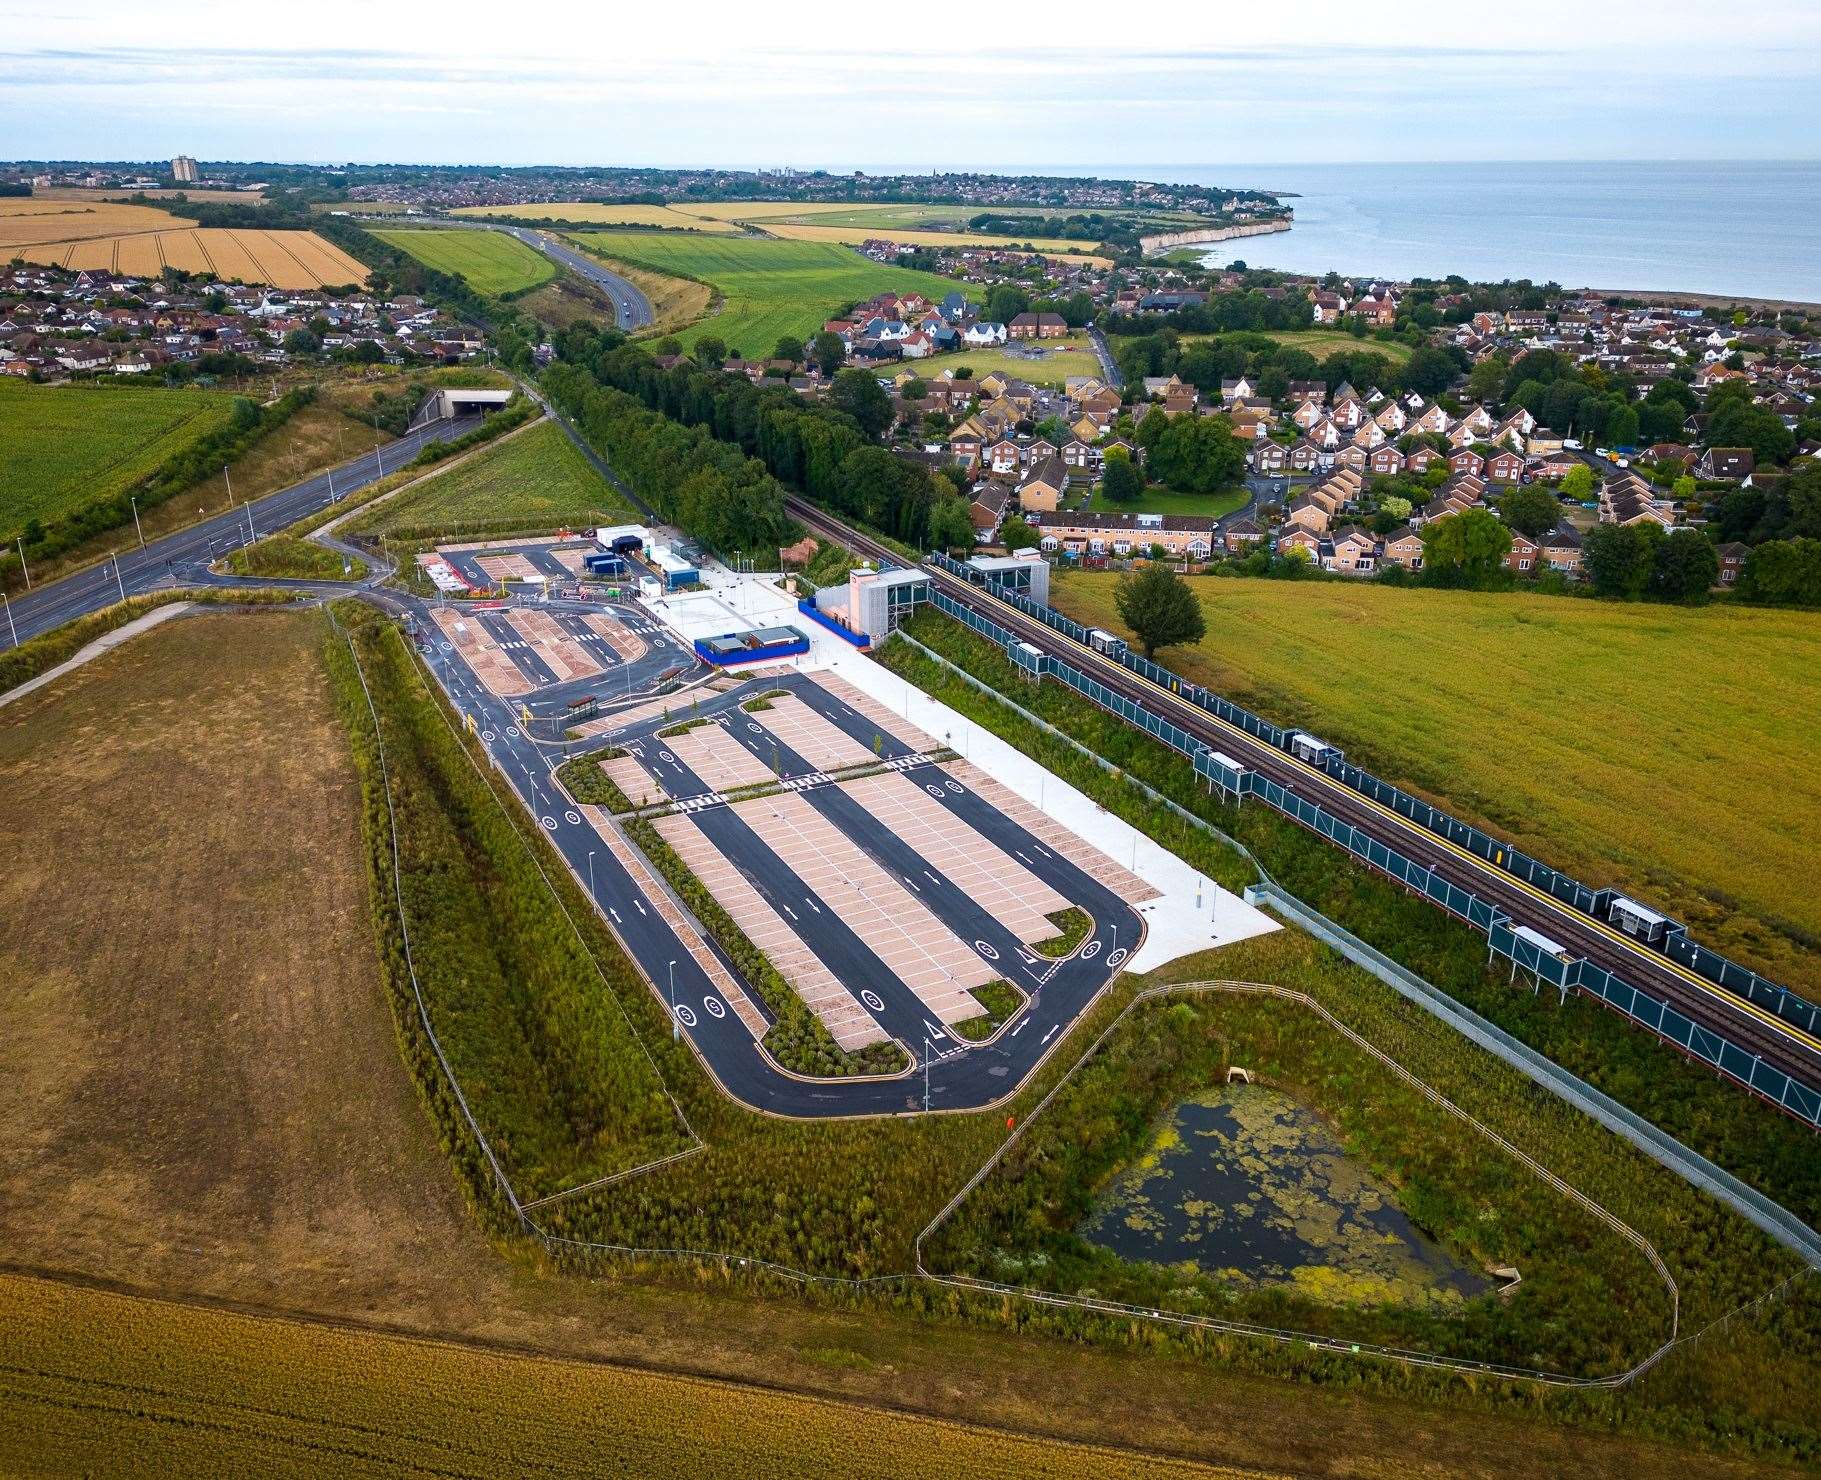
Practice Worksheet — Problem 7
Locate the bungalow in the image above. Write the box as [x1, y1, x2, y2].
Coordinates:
[1223, 516, 1267, 554]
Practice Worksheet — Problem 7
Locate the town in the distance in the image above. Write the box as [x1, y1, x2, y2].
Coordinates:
[2, 143, 1818, 1480]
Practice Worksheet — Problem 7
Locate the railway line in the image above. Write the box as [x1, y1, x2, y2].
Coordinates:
[785, 495, 1821, 1108]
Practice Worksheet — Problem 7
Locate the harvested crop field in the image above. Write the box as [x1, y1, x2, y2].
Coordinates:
[1051, 569, 1821, 994]
[0, 198, 365, 287]
[454, 201, 739, 232]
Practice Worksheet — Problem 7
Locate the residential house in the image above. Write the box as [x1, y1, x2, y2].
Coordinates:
[1696, 446, 1754, 481]
[1027, 509, 1215, 561]
[1382, 527, 1425, 572]
[1541, 526, 1583, 575]
[1716, 540, 1750, 585]
[1017, 456, 1068, 512]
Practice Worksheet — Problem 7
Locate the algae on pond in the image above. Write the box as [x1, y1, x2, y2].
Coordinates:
[1080, 1083, 1490, 1309]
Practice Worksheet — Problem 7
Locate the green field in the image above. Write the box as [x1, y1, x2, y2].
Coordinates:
[371, 227, 556, 297]
[563, 231, 977, 354]
[895, 336, 1103, 389]
[1077, 486, 1249, 519]
[1049, 572, 1821, 994]
[0, 379, 237, 540]
[345, 419, 635, 539]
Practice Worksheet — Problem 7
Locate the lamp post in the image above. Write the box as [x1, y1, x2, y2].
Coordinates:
[2, 589, 17, 649]
[668, 960, 679, 1039]
[129, 495, 144, 550]
[587, 849, 596, 904]
[15, 537, 29, 590]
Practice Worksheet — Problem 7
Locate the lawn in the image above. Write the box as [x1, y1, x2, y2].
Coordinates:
[1049, 571, 1821, 994]
[1076, 485, 1250, 519]
[894, 335, 1104, 388]
[344, 418, 635, 539]
[0, 378, 237, 541]
[562, 231, 977, 355]
[371, 227, 555, 297]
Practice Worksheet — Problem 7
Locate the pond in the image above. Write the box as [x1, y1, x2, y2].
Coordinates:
[1079, 1083, 1491, 1308]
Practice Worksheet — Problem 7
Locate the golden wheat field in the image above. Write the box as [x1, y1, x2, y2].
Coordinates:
[454, 202, 739, 232]
[759, 220, 1110, 261]
[0, 198, 365, 288]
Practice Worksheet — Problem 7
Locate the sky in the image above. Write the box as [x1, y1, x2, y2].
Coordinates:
[4, 0, 1819, 171]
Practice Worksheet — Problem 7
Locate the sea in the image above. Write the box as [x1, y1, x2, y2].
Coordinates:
[1036, 161, 1821, 303]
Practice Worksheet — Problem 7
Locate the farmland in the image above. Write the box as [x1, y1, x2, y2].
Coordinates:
[344, 418, 635, 539]
[0, 378, 238, 540]
[454, 201, 739, 232]
[371, 226, 557, 296]
[562, 231, 977, 353]
[0, 605, 1811, 1475]
[1048, 572, 1821, 995]
[0, 197, 366, 287]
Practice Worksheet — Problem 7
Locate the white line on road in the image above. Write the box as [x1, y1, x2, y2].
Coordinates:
[1041, 1024, 1059, 1045]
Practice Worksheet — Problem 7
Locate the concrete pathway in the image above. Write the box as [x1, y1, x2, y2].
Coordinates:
[0, 600, 194, 710]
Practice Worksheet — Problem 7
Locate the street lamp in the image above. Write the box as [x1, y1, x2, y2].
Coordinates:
[129, 494, 145, 550]
[668, 959, 678, 1039]
[587, 849, 596, 904]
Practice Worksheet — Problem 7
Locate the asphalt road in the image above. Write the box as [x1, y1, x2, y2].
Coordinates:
[493, 225, 654, 332]
[6, 415, 471, 647]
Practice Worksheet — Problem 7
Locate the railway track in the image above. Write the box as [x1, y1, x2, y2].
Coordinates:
[786, 495, 1821, 1109]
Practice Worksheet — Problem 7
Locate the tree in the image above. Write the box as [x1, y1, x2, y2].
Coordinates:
[1466, 354, 1509, 404]
[1582, 521, 1663, 598]
[1147, 415, 1244, 493]
[693, 334, 727, 368]
[830, 368, 893, 438]
[1114, 564, 1206, 658]
[1672, 474, 1696, 503]
[282, 328, 319, 355]
[810, 330, 846, 376]
[925, 494, 975, 552]
[1559, 463, 1595, 502]
[1499, 484, 1561, 538]
[984, 285, 1029, 325]
[1420, 508, 1511, 587]
[1100, 449, 1143, 503]
[773, 335, 805, 364]
[1401, 345, 1459, 397]
[899, 377, 928, 404]
[1738, 538, 1821, 606]
[1604, 403, 1640, 450]
[1001, 516, 1040, 552]
[1651, 528, 1719, 602]
[1707, 400, 1795, 466]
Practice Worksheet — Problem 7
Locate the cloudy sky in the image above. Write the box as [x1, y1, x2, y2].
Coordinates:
[4, 0, 1818, 170]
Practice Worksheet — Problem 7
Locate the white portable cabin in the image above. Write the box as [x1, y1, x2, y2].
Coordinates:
[595, 524, 647, 555]
[1286, 730, 1343, 766]
[1087, 628, 1126, 656]
[1608, 894, 1671, 944]
[1511, 924, 1572, 963]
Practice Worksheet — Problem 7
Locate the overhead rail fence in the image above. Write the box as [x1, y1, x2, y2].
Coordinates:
[924, 560, 1821, 1130]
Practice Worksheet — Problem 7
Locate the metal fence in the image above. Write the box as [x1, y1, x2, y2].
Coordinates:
[921, 575, 1821, 1130]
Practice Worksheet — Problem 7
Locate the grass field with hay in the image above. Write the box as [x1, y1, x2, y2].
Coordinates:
[0, 378, 239, 541]
[1049, 570, 1821, 994]
[371, 226, 557, 296]
[562, 231, 975, 354]
[888, 334, 1104, 388]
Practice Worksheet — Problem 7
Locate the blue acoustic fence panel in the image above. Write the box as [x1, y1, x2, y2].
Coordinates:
[918, 566, 1821, 1123]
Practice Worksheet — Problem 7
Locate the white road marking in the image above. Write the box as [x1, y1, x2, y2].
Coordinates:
[902, 875, 920, 892]
[781, 902, 798, 921]
[634, 898, 647, 915]
[609, 908, 622, 923]
[861, 989, 885, 1012]
[1041, 1024, 1059, 1045]
[923, 1020, 948, 1042]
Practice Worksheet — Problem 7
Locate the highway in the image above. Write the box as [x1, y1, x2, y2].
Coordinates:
[5, 414, 471, 647]
[461, 220, 654, 332]
[782, 495, 1821, 1105]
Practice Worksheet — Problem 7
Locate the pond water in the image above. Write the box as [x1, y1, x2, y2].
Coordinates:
[1079, 1084, 1490, 1308]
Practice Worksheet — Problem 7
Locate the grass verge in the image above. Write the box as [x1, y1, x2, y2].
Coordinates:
[953, 980, 1025, 1041]
[222, 535, 365, 581]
